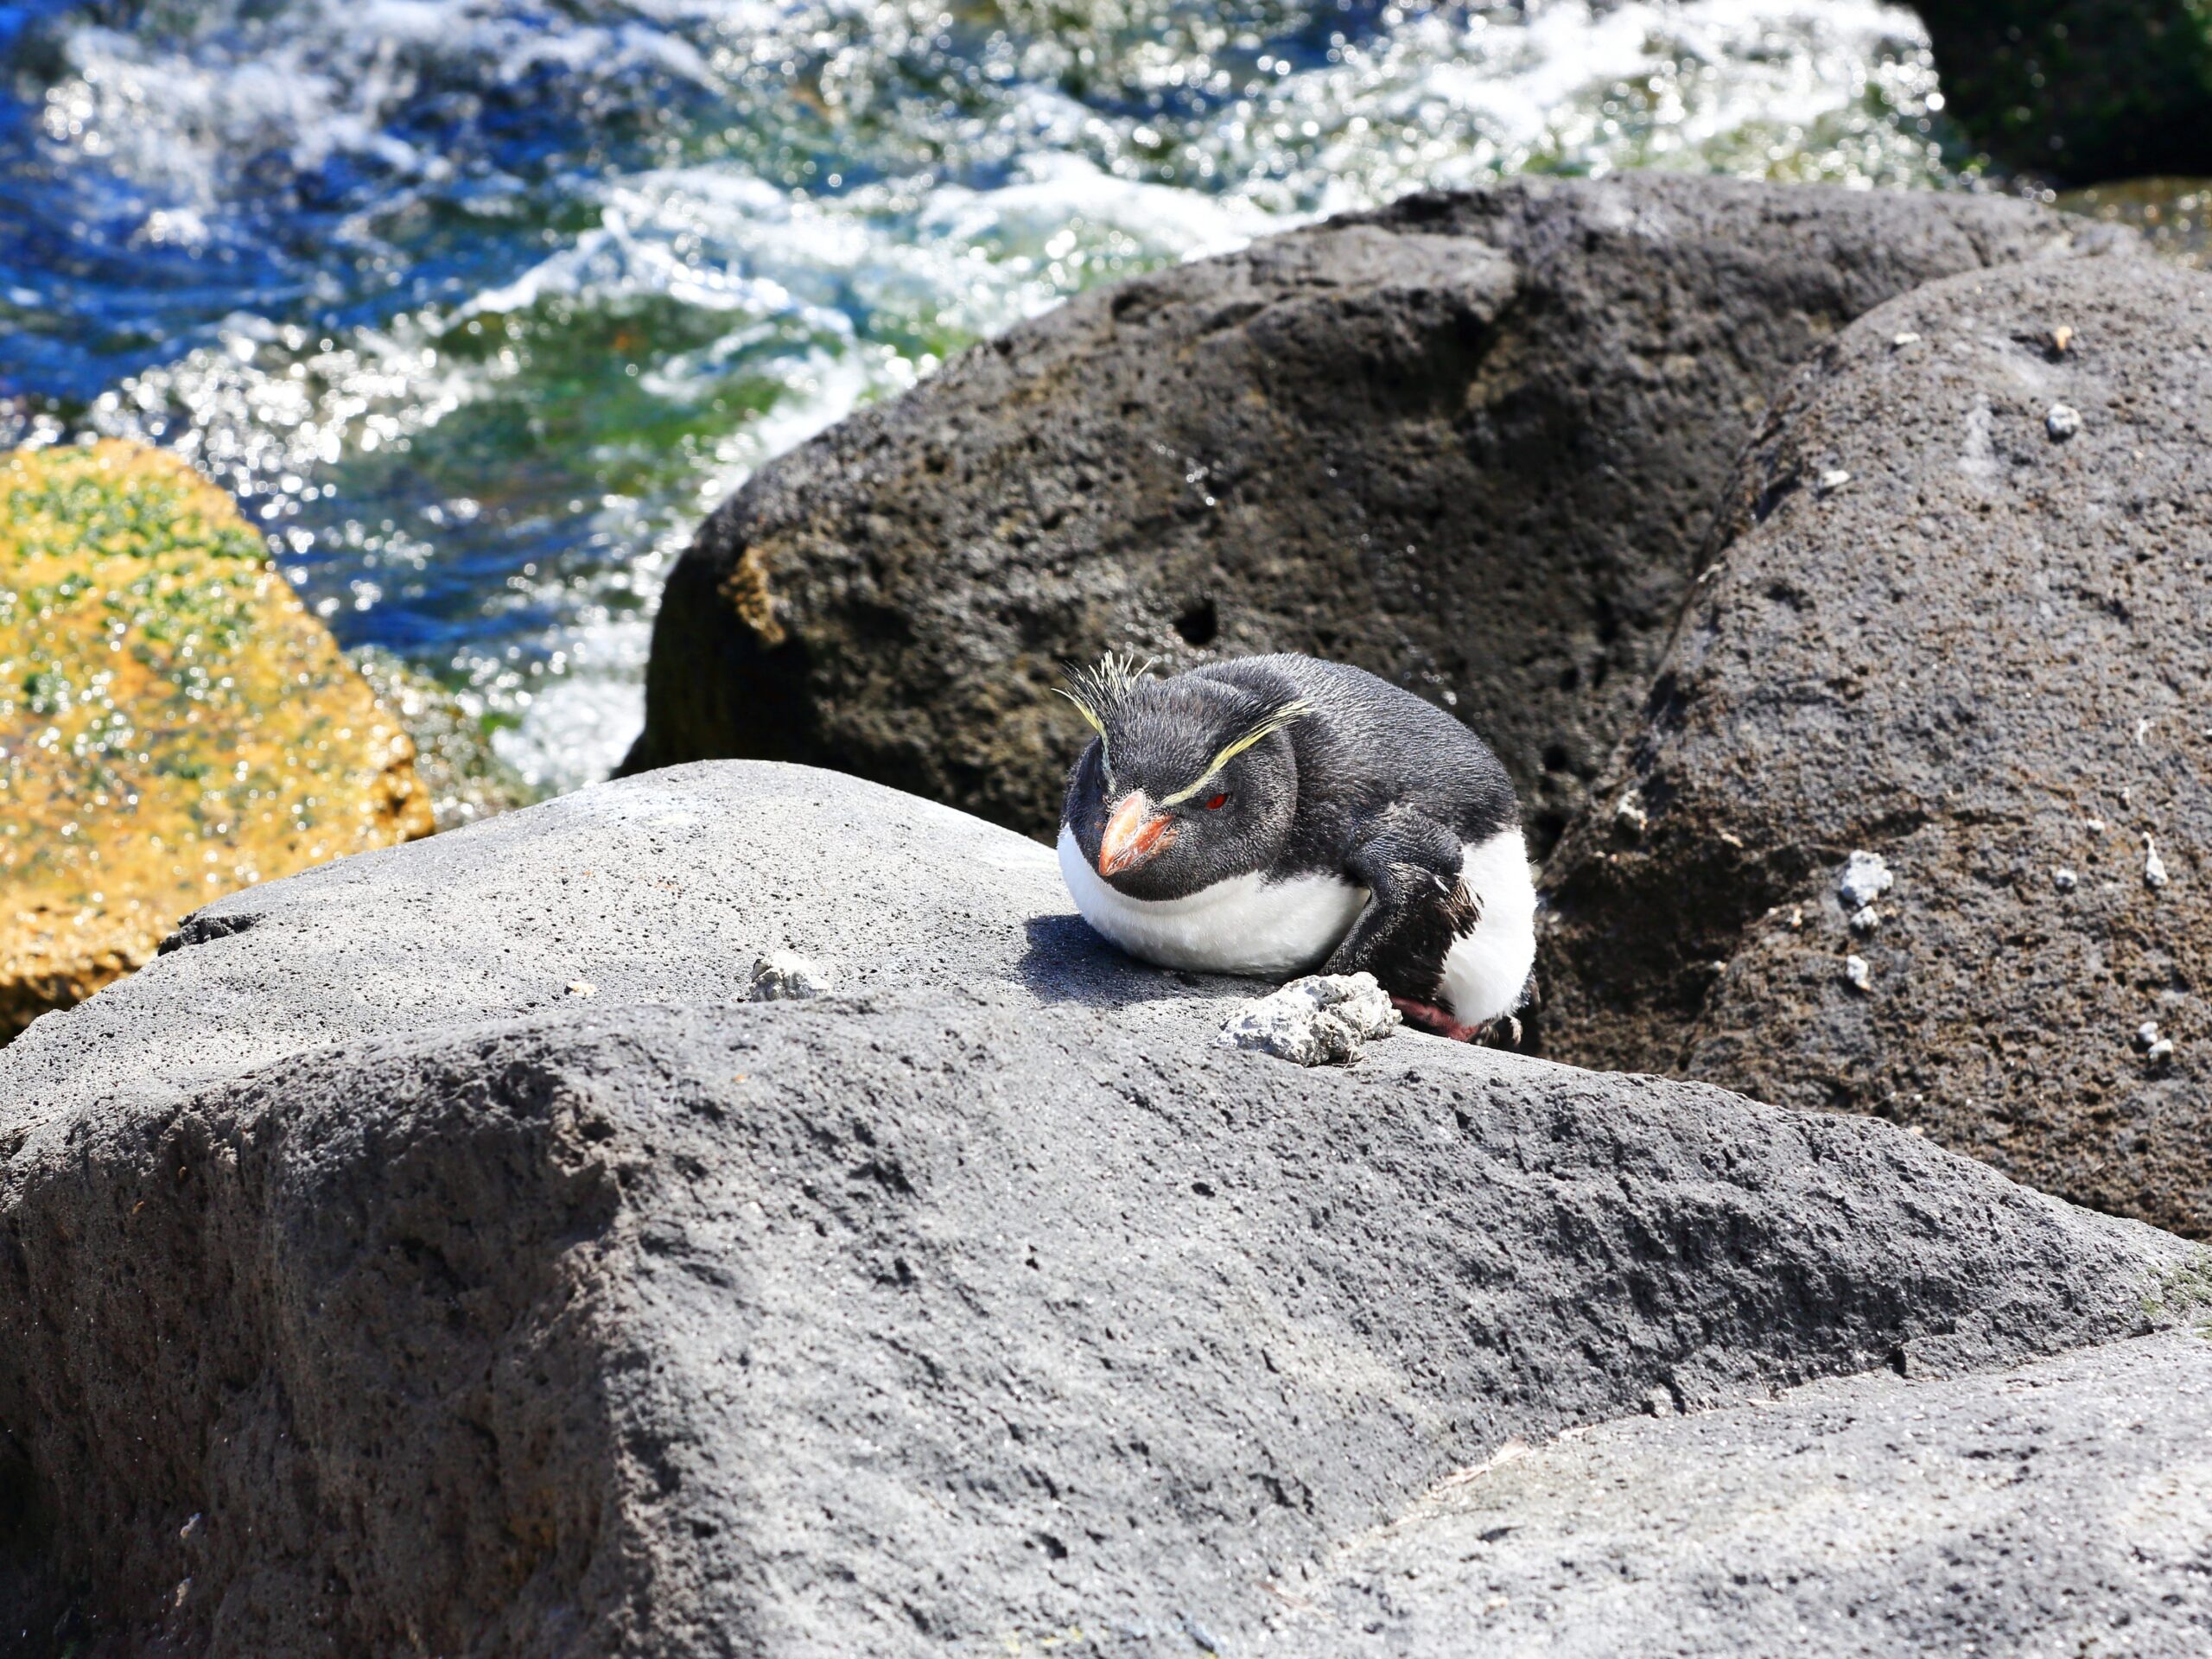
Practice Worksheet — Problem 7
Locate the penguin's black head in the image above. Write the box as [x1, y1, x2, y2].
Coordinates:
[1058, 657, 1309, 901]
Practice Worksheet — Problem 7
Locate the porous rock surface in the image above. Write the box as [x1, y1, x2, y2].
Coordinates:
[620, 175, 2124, 853]
[1273, 1331, 2212, 1657]
[0, 763, 2192, 1653]
[1535, 255, 2212, 1239]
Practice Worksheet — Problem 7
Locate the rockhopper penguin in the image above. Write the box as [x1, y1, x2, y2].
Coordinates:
[1056, 652, 1535, 1039]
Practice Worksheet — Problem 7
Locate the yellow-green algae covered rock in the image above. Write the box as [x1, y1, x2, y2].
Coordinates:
[0, 441, 433, 1039]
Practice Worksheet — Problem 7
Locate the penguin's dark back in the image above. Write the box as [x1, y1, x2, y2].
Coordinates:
[1190, 653, 1521, 857]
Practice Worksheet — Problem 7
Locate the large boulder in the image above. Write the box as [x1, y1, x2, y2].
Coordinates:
[1916, 0, 2212, 183]
[0, 442, 433, 1041]
[618, 176, 2125, 853]
[0, 763, 2195, 1653]
[1535, 256, 2212, 1237]
[1274, 1328, 2212, 1656]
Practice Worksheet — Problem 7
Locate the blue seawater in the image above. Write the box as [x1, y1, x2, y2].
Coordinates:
[0, 0, 1971, 790]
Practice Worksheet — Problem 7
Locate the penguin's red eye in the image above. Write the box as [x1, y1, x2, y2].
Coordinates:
[1205, 792, 1229, 810]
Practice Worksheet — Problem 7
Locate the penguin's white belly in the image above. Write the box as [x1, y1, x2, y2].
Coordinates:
[1435, 826, 1539, 1027]
[1057, 826, 1366, 976]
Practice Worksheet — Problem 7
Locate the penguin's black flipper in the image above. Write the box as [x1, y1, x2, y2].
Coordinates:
[1324, 810, 1479, 1033]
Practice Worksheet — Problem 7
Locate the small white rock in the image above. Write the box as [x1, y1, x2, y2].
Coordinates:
[1891, 331, 1921, 347]
[1816, 468, 1853, 496]
[2045, 404, 2082, 440]
[2147, 1038, 2176, 1065]
[2051, 868, 2079, 892]
[1838, 850, 1895, 911]
[2137, 1020, 2162, 1050]
[1848, 905, 1882, 935]
[747, 950, 837, 1001]
[565, 980, 597, 997]
[1217, 972, 1401, 1066]
[1613, 788, 1649, 838]
[1844, 955, 1872, 993]
[2145, 835, 2170, 890]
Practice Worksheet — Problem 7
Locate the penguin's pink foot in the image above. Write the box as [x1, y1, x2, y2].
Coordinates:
[1389, 995, 1479, 1043]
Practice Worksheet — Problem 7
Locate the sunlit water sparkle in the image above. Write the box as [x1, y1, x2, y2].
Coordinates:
[0, 0, 1977, 791]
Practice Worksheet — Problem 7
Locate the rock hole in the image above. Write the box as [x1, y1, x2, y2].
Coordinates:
[1173, 597, 1218, 646]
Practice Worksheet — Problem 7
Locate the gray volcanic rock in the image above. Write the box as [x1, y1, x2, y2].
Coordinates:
[1535, 256, 2212, 1239]
[618, 175, 2124, 854]
[0, 764, 2194, 1653]
[1271, 1329, 2212, 1658]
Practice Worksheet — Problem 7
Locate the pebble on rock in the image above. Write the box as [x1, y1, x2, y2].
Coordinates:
[1613, 788, 1649, 838]
[1217, 973, 1400, 1066]
[2052, 868, 2079, 892]
[2144, 835, 2170, 889]
[747, 950, 838, 1001]
[1838, 850, 1895, 912]
[1844, 955, 1873, 994]
[1848, 905, 1882, 935]
[2045, 404, 2082, 440]
[1816, 468, 1853, 495]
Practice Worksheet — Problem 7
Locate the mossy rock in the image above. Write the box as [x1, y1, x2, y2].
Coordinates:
[0, 442, 433, 1040]
[1919, 0, 2212, 182]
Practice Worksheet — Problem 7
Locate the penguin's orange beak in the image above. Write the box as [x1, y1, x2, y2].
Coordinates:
[1099, 791, 1174, 877]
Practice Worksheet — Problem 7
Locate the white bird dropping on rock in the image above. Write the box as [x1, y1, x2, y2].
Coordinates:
[2046, 404, 2082, 440]
[2144, 835, 2170, 889]
[1844, 955, 1872, 993]
[747, 950, 837, 1001]
[1849, 905, 1882, 935]
[1838, 850, 1895, 911]
[1217, 972, 1399, 1065]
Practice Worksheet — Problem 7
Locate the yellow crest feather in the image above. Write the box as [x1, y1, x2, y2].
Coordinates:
[1055, 653, 1154, 757]
[1159, 696, 1314, 805]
